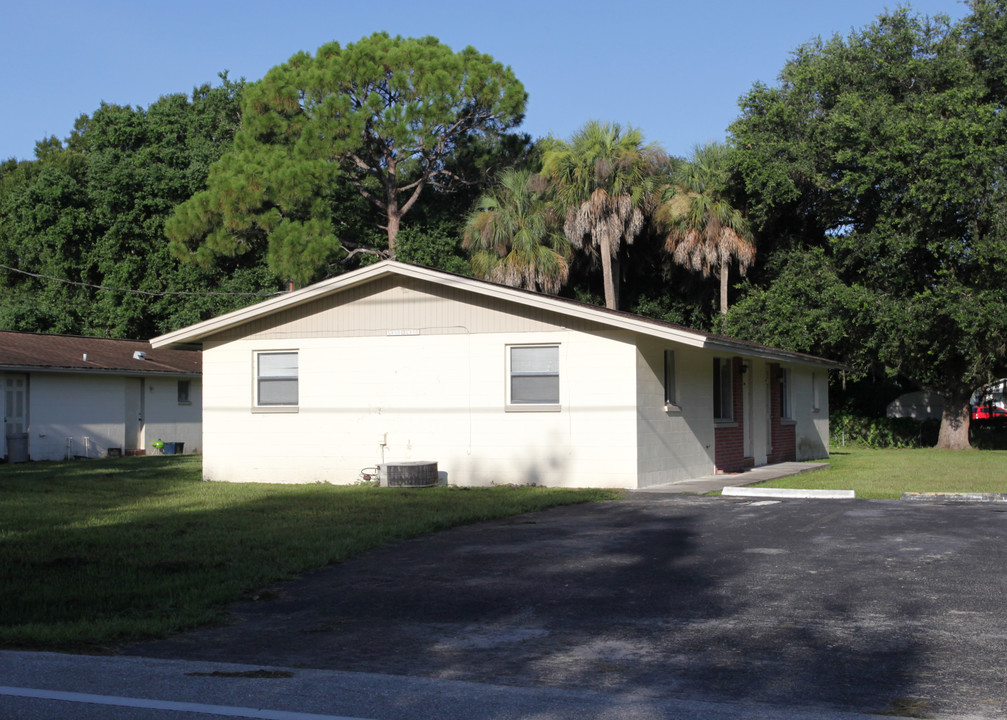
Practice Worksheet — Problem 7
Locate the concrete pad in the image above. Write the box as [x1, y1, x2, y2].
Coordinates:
[635, 461, 829, 495]
[723, 486, 855, 499]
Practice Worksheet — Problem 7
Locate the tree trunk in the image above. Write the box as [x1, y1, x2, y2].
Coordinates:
[600, 235, 617, 310]
[386, 212, 400, 258]
[719, 258, 729, 314]
[936, 386, 972, 449]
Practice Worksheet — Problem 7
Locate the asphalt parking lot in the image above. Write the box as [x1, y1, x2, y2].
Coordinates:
[124, 494, 1007, 718]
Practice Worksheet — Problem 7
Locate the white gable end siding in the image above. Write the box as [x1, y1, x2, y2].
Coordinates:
[212, 276, 598, 343]
[635, 338, 717, 486]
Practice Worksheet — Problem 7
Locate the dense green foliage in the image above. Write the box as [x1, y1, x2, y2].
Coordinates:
[0, 75, 276, 338]
[728, 1, 1007, 447]
[464, 168, 571, 292]
[166, 33, 527, 285]
[0, 456, 616, 648]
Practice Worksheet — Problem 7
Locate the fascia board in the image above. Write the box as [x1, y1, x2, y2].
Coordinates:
[0, 365, 201, 377]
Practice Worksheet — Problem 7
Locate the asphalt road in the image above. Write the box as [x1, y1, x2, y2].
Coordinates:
[96, 493, 1007, 719]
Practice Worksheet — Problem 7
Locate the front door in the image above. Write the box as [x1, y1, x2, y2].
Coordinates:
[124, 378, 145, 452]
[743, 364, 752, 458]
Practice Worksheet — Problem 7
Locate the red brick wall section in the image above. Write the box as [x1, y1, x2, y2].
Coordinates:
[714, 357, 746, 472]
[767, 364, 797, 463]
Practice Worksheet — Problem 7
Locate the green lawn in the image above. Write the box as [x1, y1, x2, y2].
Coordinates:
[0, 456, 617, 650]
[756, 446, 1007, 499]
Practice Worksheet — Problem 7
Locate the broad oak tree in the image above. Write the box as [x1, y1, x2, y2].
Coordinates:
[729, 2, 1007, 448]
[166, 33, 526, 285]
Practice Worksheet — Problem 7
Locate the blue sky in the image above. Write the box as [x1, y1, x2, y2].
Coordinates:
[2, 0, 969, 163]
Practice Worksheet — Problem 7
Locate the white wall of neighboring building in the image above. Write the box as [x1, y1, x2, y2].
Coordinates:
[30, 374, 127, 460]
[201, 328, 643, 488]
[12, 372, 201, 461]
[143, 376, 202, 455]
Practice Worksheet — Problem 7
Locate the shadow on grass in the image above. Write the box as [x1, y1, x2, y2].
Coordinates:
[0, 456, 613, 647]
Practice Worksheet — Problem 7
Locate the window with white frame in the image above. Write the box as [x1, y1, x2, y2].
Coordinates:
[255, 351, 298, 407]
[811, 371, 820, 412]
[508, 345, 559, 408]
[713, 357, 733, 421]
[664, 350, 678, 409]
[780, 367, 792, 419]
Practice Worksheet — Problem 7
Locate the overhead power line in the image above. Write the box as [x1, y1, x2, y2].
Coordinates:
[0, 264, 285, 298]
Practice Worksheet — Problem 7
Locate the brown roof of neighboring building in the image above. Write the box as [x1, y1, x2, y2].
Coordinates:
[0, 331, 200, 376]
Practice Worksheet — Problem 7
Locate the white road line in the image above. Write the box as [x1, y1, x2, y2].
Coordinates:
[0, 685, 375, 720]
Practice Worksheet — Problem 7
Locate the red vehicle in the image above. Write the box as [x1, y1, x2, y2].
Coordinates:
[971, 379, 1007, 423]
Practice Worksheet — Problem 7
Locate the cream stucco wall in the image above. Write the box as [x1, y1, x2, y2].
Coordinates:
[634, 338, 717, 486]
[788, 365, 830, 460]
[201, 328, 641, 487]
[196, 275, 837, 487]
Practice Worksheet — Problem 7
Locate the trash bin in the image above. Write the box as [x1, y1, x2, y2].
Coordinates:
[6, 433, 28, 463]
[161, 442, 184, 455]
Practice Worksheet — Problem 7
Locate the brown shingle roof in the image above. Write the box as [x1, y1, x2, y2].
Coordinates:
[0, 331, 200, 375]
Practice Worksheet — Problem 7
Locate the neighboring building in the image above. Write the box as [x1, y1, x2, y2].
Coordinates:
[0, 332, 201, 462]
[152, 261, 836, 489]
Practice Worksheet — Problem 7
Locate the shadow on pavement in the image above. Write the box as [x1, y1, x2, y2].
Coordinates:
[124, 496, 937, 715]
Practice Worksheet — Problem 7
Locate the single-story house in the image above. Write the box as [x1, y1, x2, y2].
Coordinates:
[151, 261, 837, 488]
[0, 332, 201, 462]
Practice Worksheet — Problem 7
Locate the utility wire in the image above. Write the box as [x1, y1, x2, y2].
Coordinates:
[0, 264, 285, 298]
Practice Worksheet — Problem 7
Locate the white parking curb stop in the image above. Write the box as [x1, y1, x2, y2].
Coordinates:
[722, 487, 856, 499]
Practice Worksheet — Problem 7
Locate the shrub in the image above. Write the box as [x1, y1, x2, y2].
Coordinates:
[830, 411, 939, 449]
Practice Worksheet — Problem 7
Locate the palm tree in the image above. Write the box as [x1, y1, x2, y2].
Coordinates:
[463, 169, 571, 294]
[659, 142, 755, 315]
[541, 121, 668, 310]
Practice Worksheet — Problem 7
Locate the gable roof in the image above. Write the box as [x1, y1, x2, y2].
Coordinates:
[151, 261, 837, 368]
[0, 331, 201, 376]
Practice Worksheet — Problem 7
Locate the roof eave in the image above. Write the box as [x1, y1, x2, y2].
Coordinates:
[0, 365, 201, 377]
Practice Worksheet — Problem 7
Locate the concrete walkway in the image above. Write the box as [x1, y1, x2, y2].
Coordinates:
[633, 461, 828, 494]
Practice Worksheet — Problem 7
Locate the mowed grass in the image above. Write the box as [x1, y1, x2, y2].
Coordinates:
[756, 446, 1007, 499]
[0, 456, 617, 650]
